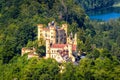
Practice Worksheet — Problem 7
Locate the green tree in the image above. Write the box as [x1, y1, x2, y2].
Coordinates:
[36, 45, 46, 57]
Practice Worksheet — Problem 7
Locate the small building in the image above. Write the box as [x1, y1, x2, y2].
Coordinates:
[28, 53, 39, 59]
[21, 47, 39, 59]
[47, 43, 77, 62]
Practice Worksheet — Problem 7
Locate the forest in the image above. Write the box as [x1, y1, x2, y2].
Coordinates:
[0, 0, 120, 80]
[77, 0, 118, 11]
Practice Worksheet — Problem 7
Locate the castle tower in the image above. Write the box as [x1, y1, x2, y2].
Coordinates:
[46, 39, 50, 58]
[50, 24, 56, 44]
[68, 44, 72, 57]
[68, 44, 75, 62]
[62, 24, 68, 36]
[62, 24, 68, 44]
[38, 24, 43, 41]
[74, 33, 77, 45]
[67, 32, 73, 44]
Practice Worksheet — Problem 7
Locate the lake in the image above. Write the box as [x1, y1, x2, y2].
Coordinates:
[87, 7, 120, 21]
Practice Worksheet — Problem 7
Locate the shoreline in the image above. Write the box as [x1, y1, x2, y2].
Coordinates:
[86, 2, 120, 12]
[113, 3, 120, 7]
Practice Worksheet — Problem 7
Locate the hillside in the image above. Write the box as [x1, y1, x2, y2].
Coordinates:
[0, 0, 120, 80]
[0, 0, 88, 63]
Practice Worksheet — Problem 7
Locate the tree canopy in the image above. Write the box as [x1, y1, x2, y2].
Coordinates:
[0, 0, 120, 79]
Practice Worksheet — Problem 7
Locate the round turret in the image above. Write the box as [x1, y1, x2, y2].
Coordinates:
[46, 39, 50, 58]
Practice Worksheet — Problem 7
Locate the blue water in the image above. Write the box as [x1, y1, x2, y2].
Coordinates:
[87, 7, 120, 21]
[90, 13, 120, 21]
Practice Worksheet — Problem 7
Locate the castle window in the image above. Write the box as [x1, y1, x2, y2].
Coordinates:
[45, 33, 47, 37]
[64, 33, 66, 36]
[51, 36, 53, 38]
[52, 55, 53, 58]
[51, 36, 55, 38]
[56, 39, 58, 43]
[40, 33, 42, 36]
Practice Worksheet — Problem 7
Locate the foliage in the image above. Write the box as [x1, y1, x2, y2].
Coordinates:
[36, 45, 46, 57]
[76, 0, 114, 11]
[1, 52, 120, 80]
[0, 56, 60, 80]
[0, 0, 87, 63]
[0, 0, 120, 79]
[90, 19, 120, 58]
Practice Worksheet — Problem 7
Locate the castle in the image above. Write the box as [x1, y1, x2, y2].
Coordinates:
[21, 21, 77, 63]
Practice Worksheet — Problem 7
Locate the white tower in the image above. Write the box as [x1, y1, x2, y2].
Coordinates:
[38, 24, 43, 41]
[74, 33, 77, 45]
[46, 39, 50, 58]
[68, 44, 75, 62]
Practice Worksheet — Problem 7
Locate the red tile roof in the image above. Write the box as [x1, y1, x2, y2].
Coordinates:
[51, 44, 67, 48]
[43, 28, 49, 31]
[72, 45, 77, 51]
[51, 44, 77, 51]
